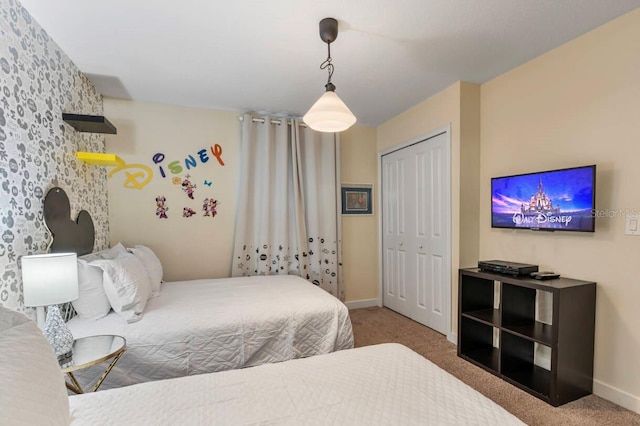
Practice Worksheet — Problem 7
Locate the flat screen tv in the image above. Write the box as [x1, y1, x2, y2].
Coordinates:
[491, 165, 596, 232]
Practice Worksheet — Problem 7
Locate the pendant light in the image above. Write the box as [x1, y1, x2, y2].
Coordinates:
[303, 18, 356, 133]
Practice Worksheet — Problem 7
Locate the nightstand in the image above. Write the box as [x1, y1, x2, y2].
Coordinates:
[61, 335, 126, 394]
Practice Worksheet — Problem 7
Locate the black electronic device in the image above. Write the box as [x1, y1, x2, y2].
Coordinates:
[477, 260, 539, 277]
[531, 271, 561, 280]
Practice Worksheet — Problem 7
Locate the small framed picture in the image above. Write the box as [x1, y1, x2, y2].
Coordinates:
[341, 184, 373, 215]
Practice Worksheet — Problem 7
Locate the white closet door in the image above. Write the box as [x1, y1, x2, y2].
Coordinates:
[382, 151, 409, 315]
[381, 131, 450, 335]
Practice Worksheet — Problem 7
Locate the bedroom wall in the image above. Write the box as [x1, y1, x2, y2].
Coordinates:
[480, 9, 640, 412]
[340, 125, 378, 303]
[104, 99, 239, 282]
[0, 0, 109, 313]
[376, 81, 481, 337]
[105, 98, 378, 305]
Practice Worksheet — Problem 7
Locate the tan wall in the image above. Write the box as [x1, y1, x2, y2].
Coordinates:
[480, 9, 640, 406]
[376, 81, 481, 335]
[340, 125, 379, 302]
[459, 82, 481, 270]
[105, 99, 378, 303]
[104, 99, 240, 281]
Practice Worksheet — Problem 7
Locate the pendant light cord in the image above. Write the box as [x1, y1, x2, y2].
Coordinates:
[320, 42, 334, 89]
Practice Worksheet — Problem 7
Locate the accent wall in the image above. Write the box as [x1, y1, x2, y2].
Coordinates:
[0, 0, 109, 313]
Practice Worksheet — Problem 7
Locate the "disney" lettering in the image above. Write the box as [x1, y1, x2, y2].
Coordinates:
[152, 144, 225, 178]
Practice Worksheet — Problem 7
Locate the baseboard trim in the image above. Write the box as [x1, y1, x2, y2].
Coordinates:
[593, 379, 640, 414]
[345, 299, 380, 309]
[447, 332, 457, 345]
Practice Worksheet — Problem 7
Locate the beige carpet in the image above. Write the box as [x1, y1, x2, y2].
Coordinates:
[350, 307, 640, 426]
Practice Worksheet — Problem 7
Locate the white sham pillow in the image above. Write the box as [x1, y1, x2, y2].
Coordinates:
[71, 259, 112, 320]
[81, 242, 128, 262]
[105, 242, 128, 258]
[0, 306, 70, 425]
[129, 245, 163, 298]
[91, 252, 151, 323]
[70, 243, 128, 320]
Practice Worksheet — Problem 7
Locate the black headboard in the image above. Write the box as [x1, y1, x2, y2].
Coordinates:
[43, 187, 95, 255]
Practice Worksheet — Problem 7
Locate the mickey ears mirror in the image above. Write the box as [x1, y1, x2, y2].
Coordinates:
[43, 187, 95, 256]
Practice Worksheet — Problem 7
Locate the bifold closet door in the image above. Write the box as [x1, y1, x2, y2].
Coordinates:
[381, 132, 449, 335]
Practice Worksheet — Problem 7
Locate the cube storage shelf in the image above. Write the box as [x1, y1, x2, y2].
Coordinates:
[458, 268, 596, 406]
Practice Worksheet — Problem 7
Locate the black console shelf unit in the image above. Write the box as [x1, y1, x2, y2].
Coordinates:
[458, 268, 596, 406]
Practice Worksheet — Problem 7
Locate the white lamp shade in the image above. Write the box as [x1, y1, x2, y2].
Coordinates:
[22, 253, 79, 306]
[303, 90, 357, 133]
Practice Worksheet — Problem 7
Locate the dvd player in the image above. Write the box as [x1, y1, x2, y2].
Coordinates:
[477, 260, 539, 277]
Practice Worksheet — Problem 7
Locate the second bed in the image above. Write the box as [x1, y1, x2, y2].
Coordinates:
[68, 274, 354, 389]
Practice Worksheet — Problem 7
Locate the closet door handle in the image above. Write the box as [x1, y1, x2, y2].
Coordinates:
[399, 242, 403, 246]
[419, 244, 423, 249]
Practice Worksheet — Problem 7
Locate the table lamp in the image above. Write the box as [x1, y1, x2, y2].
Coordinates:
[22, 252, 79, 364]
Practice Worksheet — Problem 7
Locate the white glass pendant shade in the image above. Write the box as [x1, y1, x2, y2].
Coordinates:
[303, 90, 356, 133]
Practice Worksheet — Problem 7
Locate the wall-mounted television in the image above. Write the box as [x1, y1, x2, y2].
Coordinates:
[491, 165, 596, 232]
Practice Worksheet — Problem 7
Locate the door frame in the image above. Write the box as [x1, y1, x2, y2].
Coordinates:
[377, 124, 452, 339]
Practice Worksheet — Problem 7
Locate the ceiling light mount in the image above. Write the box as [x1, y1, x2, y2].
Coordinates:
[303, 17, 356, 133]
[319, 17, 338, 44]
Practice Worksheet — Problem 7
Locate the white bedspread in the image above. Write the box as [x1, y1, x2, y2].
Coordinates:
[69, 343, 524, 425]
[67, 275, 354, 389]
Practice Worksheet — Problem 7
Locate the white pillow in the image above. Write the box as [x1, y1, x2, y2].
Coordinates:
[91, 252, 151, 323]
[80, 242, 128, 262]
[0, 306, 70, 425]
[70, 243, 128, 321]
[129, 245, 163, 298]
[71, 259, 112, 320]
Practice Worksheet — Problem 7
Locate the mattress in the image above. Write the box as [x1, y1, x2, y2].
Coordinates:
[69, 343, 525, 425]
[67, 275, 354, 389]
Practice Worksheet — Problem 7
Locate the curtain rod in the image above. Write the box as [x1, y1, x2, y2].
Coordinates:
[238, 116, 307, 127]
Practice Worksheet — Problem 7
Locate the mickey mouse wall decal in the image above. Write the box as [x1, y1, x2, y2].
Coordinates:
[43, 187, 95, 255]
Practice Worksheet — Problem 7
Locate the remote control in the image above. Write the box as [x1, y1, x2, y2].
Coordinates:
[531, 271, 560, 280]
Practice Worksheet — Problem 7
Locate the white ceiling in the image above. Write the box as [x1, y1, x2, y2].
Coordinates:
[17, 0, 640, 127]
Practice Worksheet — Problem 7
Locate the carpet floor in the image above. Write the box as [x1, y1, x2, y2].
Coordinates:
[350, 307, 640, 426]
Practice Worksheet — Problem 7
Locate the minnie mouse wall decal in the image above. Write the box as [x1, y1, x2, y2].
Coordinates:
[155, 195, 168, 219]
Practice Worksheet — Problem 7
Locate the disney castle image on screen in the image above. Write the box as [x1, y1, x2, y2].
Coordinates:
[491, 165, 596, 232]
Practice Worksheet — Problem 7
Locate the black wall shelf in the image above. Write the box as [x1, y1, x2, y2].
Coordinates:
[62, 113, 117, 134]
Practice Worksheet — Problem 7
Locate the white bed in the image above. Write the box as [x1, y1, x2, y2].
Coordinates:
[41, 189, 353, 389]
[67, 274, 354, 389]
[2, 306, 524, 426]
[67, 343, 525, 425]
